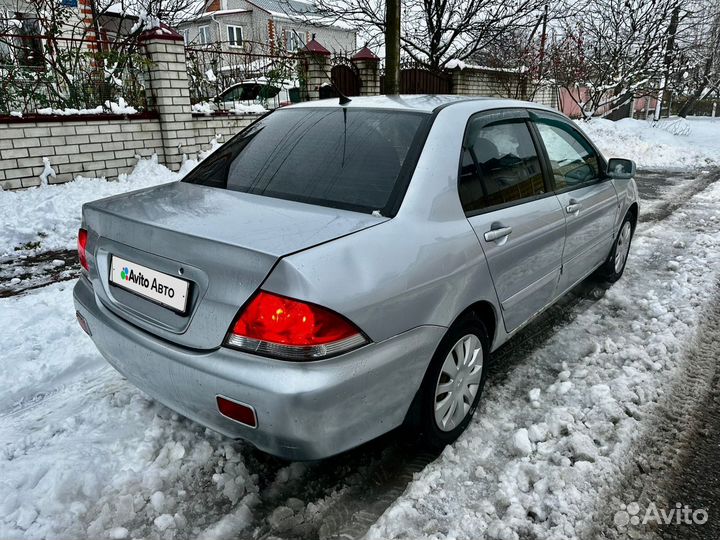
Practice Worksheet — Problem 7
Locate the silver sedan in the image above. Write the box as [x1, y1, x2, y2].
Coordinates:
[73, 95, 638, 460]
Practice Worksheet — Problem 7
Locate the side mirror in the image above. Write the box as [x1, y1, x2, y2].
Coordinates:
[606, 158, 636, 180]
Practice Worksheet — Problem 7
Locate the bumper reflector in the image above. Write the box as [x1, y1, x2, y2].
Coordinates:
[216, 396, 257, 428]
[76, 311, 92, 336]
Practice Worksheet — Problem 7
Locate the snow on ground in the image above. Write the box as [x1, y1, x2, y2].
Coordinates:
[0, 283, 265, 540]
[2, 116, 720, 539]
[0, 155, 196, 257]
[581, 116, 720, 170]
[366, 179, 720, 539]
[5, 176, 720, 540]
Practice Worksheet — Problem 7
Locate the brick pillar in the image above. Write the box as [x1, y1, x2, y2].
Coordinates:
[450, 68, 469, 96]
[351, 46, 380, 96]
[140, 27, 198, 170]
[298, 36, 331, 101]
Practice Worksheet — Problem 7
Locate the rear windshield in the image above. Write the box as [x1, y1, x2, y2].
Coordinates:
[182, 108, 429, 215]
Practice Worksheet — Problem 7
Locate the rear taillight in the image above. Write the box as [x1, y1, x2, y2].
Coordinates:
[225, 291, 368, 360]
[78, 228, 89, 271]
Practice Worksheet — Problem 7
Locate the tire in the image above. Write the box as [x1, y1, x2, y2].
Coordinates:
[405, 315, 490, 450]
[596, 212, 635, 283]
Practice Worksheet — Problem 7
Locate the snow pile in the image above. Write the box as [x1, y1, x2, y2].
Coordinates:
[230, 103, 267, 114]
[192, 101, 215, 115]
[198, 134, 223, 160]
[192, 102, 266, 115]
[0, 286, 259, 540]
[36, 98, 138, 116]
[579, 116, 720, 170]
[39, 157, 56, 186]
[0, 155, 190, 256]
[367, 179, 720, 540]
[105, 97, 138, 115]
[446, 59, 467, 70]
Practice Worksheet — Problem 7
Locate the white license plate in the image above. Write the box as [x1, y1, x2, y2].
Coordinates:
[109, 255, 189, 314]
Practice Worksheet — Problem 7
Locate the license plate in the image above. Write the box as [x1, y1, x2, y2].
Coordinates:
[109, 255, 190, 314]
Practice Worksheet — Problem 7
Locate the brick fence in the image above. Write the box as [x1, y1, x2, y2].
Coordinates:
[0, 28, 259, 190]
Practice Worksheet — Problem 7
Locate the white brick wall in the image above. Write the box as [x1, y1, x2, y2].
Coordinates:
[450, 68, 560, 110]
[192, 115, 256, 147]
[0, 117, 165, 190]
[0, 114, 260, 190]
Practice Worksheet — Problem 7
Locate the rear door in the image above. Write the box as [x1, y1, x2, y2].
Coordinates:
[460, 109, 566, 333]
[530, 112, 618, 293]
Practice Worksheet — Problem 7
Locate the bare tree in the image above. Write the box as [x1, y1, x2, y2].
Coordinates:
[666, 0, 720, 116]
[547, 0, 680, 119]
[297, 0, 548, 70]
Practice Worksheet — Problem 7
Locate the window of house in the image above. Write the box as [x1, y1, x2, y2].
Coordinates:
[198, 25, 210, 45]
[227, 25, 243, 47]
[14, 14, 43, 68]
[183, 29, 190, 45]
[459, 118, 545, 214]
[286, 30, 297, 51]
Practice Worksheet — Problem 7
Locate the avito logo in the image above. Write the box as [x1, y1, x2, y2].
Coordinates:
[122, 267, 150, 288]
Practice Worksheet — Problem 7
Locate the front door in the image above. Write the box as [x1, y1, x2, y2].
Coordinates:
[459, 110, 567, 333]
[531, 113, 618, 292]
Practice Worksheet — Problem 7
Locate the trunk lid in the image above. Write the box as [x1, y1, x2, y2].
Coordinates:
[83, 181, 387, 349]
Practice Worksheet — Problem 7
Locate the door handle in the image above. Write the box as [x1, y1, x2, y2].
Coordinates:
[484, 226, 513, 242]
[566, 200, 582, 214]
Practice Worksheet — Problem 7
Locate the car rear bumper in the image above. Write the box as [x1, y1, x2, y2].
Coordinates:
[74, 277, 444, 460]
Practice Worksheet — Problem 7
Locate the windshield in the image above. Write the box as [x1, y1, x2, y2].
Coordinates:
[182, 107, 430, 215]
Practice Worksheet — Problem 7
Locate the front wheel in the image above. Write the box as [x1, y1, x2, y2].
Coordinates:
[597, 213, 634, 282]
[407, 317, 489, 449]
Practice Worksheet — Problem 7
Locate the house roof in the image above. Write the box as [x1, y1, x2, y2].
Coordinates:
[189, 8, 253, 20]
[245, 0, 315, 17]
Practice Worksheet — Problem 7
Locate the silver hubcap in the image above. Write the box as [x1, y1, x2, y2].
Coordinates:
[434, 334, 483, 432]
[614, 221, 632, 274]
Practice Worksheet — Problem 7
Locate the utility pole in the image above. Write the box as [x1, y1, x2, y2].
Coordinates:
[384, 0, 400, 94]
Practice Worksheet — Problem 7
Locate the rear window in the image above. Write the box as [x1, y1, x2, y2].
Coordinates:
[182, 108, 429, 215]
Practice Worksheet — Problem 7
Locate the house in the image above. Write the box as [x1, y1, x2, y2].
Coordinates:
[177, 0, 356, 55]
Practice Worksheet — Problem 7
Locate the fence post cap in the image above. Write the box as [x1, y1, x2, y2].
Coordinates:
[299, 37, 331, 56]
[351, 46, 379, 62]
[138, 23, 184, 43]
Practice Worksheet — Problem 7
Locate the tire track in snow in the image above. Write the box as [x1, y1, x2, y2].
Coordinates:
[590, 282, 720, 540]
[636, 169, 720, 224]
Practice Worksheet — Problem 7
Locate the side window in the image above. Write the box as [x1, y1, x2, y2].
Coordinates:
[535, 119, 600, 190]
[459, 118, 545, 214]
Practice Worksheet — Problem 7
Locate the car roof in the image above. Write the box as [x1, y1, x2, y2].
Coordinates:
[287, 94, 557, 114]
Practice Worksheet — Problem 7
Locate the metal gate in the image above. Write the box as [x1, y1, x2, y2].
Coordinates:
[380, 63, 452, 94]
[320, 58, 361, 99]
[400, 67, 451, 94]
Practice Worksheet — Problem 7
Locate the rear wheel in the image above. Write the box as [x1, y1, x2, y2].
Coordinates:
[408, 316, 489, 449]
[597, 213, 635, 282]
